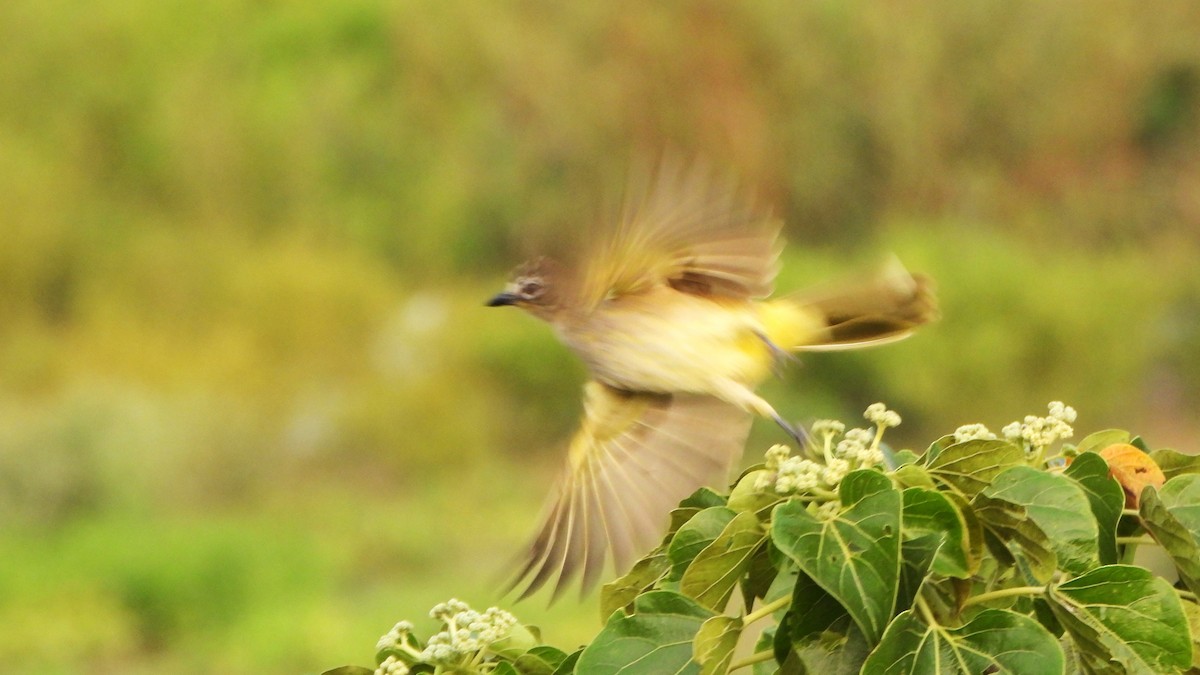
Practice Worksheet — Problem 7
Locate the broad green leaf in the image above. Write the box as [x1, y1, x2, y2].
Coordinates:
[740, 541, 779, 608]
[727, 470, 783, 515]
[1047, 565, 1191, 674]
[493, 662, 519, 675]
[923, 434, 958, 464]
[1159, 474, 1200, 538]
[693, 615, 741, 675]
[972, 493, 1057, 583]
[1064, 452, 1124, 565]
[770, 470, 901, 644]
[1150, 448, 1200, 481]
[1140, 483, 1200, 597]
[982, 466, 1098, 574]
[901, 487, 973, 577]
[668, 507, 735, 581]
[682, 487, 729, 510]
[891, 449, 921, 467]
[668, 489, 729, 535]
[896, 533, 938, 614]
[791, 623, 870, 675]
[1183, 601, 1200, 669]
[890, 463, 936, 490]
[551, 649, 582, 675]
[577, 591, 714, 675]
[512, 645, 569, 675]
[601, 550, 670, 619]
[1073, 429, 1131, 455]
[784, 570, 849, 642]
[926, 439, 1024, 498]
[321, 668, 374, 675]
[861, 608, 1063, 674]
[682, 510, 766, 611]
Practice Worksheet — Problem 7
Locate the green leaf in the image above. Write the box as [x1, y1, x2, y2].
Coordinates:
[493, 663, 520, 675]
[1182, 601, 1200, 669]
[668, 507, 735, 581]
[668, 489, 729, 535]
[740, 541, 779, 608]
[513, 645, 570, 675]
[321, 668, 374, 675]
[770, 470, 901, 644]
[791, 623, 870, 675]
[971, 493, 1057, 583]
[1150, 448, 1200, 481]
[896, 533, 939, 614]
[901, 487, 973, 577]
[727, 470, 783, 515]
[982, 466, 1099, 574]
[682, 510, 765, 611]
[683, 487, 729, 510]
[601, 550, 670, 619]
[861, 608, 1064, 674]
[890, 464, 936, 490]
[1063, 452, 1124, 565]
[1046, 565, 1191, 674]
[577, 591, 714, 675]
[1073, 429, 1131, 455]
[1140, 481, 1200, 597]
[551, 649, 582, 675]
[784, 570, 849, 643]
[693, 615, 741, 675]
[1159, 474, 1200, 538]
[925, 439, 1024, 498]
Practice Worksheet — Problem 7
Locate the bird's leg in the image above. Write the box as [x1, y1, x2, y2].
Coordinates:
[754, 330, 797, 377]
[712, 378, 809, 447]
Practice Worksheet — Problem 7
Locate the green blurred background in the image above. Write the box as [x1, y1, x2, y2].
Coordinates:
[2, 1, 1199, 672]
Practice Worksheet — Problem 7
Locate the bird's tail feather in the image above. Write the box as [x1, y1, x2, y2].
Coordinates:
[781, 260, 939, 352]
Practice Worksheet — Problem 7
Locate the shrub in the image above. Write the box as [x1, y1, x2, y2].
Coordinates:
[326, 402, 1200, 674]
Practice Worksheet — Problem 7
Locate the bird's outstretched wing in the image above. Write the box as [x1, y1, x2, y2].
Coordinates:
[507, 381, 752, 600]
[575, 156, 783, 309]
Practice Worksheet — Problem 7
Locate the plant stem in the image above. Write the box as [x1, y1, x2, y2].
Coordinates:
[729, 648, 776, 672]
[1116, 536, 1156, 546]
[960, 586, 1045, 609]
[915, 596, 939, 627]
[744, 594, 792, 626]
[1121, 508, 1140, 518]
[1177, 589, 1198, 602]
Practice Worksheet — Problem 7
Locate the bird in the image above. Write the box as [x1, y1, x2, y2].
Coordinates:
[487, 156, 937, 601]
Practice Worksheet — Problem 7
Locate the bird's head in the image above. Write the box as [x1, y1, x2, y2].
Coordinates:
[487, 257, 563, 321]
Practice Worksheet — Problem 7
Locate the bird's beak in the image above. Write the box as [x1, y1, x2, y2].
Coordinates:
[486, 292, 519, 307]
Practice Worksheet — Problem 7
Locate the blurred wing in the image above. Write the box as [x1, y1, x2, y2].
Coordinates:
[507, 381, 752, 601]
[576, 156, 783, 308]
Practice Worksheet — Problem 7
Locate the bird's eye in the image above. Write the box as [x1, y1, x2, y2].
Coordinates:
[520, 280, 543, 297]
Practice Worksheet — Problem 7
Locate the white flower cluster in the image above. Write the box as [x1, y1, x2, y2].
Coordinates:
[755, 404, 900, 494]
[375, 620, 417, 675]
[373, 599, 520, 672]
[864, 403, 902, 429]
[952, 423, 997, 443]
[757, 444, 823, 493]
[1002, 401, 1076, 451]
[418, 600, 519, 666]
[836, 427, 882, 466]
[375, 655, 410, 675]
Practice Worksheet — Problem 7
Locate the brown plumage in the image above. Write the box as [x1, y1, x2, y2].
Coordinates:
[488, 156, 937, 600]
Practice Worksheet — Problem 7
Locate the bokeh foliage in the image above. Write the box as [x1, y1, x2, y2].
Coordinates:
[1, 1, 1199, 673]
